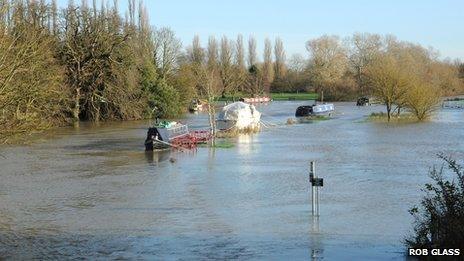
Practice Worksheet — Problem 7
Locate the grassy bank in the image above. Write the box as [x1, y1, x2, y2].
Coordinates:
[271, 92, 318, 101]
[216, 92, 318, 102]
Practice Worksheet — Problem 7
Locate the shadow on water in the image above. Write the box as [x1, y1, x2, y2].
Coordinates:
[309, 216, 325, 261]
[0, 232, 258, 260]
[67, 137, 143, 151]
[144, 150, 171, 165]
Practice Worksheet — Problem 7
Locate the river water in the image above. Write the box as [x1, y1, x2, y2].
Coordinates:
[1, 101, 463, 260]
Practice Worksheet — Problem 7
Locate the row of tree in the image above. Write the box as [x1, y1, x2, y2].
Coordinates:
[1, 0, 463, 142]
[301, 34, 463, 101]
[176, 33, 463, 121]
[0, 0, 186, 142]
[178, 34, 288, 97]
[0, 0, 293, 143]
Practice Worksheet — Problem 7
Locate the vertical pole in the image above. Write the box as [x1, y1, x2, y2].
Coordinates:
[310, 161, 316, 216]
[316, 186, 319, 216]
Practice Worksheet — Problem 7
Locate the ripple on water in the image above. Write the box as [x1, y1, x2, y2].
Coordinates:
[0, 101, 463, 259]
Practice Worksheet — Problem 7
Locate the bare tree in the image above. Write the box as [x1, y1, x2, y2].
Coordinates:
[306, 35, 348, 99]
[219, 35, 235, 96]
[234, 34, 247, 93]
[187, 34, 205, 65]
[235, 34, 245, 71]
[274, 37, 286, 79]
[207, 35, 218, 70]
[247, 35, 257, 68]
[153, 27, 182, 79]
[262, 38, 274, 94]
[348, 32, 383, 95]
[288, 53, 307, 73]
[192, 65, 221, 145]
[51, 0, 58, 34]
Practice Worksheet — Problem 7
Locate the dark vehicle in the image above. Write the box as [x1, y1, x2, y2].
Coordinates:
[295, 106, 313, 117]
[356, 97, 371, 106]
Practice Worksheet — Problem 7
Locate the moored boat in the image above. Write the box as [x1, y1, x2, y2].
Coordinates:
[295, 103, 334, 117]
[216, 102, 261, 132]
[145, 121, 189, 150]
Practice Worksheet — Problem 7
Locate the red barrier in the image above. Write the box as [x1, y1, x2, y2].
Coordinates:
[170, 130, 212, 150]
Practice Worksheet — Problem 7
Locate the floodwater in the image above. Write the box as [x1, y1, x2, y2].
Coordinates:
[1, 101, 463, 260]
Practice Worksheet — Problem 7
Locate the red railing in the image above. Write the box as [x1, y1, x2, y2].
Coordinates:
[170, 130, 212, 150]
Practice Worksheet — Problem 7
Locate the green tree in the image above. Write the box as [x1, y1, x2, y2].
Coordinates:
[0, 0, 69, 143]
[366, 54, 409, 121]
[140, 60, 181, 118]
[406, 154, 464, 251]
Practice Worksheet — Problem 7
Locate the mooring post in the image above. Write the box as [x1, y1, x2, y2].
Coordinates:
[310, 161, 316, 215]
[309, 161, 323, 217]
[316, 180, 320, 216]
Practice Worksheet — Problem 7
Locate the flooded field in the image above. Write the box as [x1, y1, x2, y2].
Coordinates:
[1, 101, 463, 260]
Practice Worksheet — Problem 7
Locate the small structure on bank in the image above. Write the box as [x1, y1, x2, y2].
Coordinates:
[239, 96, 271, 103]
[216, 102, 261, 132]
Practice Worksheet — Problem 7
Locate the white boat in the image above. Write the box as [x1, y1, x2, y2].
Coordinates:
[145, 121, 189, 150]
[216, 102, 261, 131]
[295, 103, 334, 117]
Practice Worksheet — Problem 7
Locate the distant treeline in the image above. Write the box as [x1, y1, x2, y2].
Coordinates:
[1, 0, 463, 142]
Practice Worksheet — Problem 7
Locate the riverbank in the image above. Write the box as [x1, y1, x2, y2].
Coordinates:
[216, 92, 318, 102]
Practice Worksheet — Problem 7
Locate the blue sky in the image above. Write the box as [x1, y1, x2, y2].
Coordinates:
[58, 0, 464, 60]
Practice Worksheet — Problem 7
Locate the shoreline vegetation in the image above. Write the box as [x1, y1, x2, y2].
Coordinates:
[216, 92, 319, 102]
[367, 112, 421, 123]
[271, 92, 318, 101]
[1, 0, 463, 144]
[406, 154, 464, 252]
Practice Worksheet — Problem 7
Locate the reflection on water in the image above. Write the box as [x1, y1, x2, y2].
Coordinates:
[144, 150, 171, 165]
[1, 102, 463, 259]
[310, 216, 324, 261]
[237, 134, 259, 156]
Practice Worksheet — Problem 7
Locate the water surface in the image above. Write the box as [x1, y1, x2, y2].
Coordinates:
[1, 101, 463, 260]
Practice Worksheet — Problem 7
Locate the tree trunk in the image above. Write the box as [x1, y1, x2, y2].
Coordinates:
[73, 88, 81, 124]
[386, 103, 391, 122]
[207, 101, 216, 147]
[357, 67, 363, 95]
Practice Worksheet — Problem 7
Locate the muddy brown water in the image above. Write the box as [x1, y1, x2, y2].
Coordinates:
[1, 101, 463, 260]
